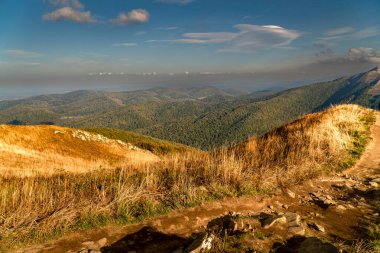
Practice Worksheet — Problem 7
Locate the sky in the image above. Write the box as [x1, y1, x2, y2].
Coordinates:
[1, 0, 380, 98]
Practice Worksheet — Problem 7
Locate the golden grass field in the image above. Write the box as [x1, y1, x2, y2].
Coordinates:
[0, 104, 376, 251]
[0, 125, 159, 176]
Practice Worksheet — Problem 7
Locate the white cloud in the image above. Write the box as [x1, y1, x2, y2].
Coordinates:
[155, 0, 195, 5]
[113, 9, 150, 25]
[4, 49, 44, 58]
[112, 43, 137, 47]
[154, 24, 301, 52]
[320, 27, 379, 41]
[325, 27, 355, 36]
[180, 32, 236, 44]
[43, 7, 95, 23]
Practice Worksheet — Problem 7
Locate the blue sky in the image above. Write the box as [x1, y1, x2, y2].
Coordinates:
[1, 0, 380, 97]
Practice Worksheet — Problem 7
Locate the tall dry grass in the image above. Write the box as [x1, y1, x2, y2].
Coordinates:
[0, 105, 375, 250]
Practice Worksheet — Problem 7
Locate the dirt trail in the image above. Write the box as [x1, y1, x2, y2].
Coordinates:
[346, 113, 380, 178]
[15, 113, 380, 253]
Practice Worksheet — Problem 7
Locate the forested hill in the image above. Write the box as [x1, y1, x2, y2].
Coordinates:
[0, 67, 379, 149]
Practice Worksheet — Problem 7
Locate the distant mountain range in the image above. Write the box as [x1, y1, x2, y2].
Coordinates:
[0, 67, 379, 149]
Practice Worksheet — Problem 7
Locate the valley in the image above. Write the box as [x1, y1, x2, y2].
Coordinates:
[0, 67, 379, 150]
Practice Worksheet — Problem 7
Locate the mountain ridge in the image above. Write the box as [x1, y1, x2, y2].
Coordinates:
[0, 67, 379, 149]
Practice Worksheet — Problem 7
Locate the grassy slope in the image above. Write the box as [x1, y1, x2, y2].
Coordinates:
[85, 128, 194, 156]
[0, 105, 375, 251]
[0, 125, 159, 176]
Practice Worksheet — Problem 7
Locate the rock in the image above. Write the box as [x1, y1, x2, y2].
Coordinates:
[96, 238, 107, 248]
[184, 232, 215, 253]
[285, 189, 296, 198]
[324, 199, 336, 205]
[308, 222, 325, 233]
[81, 241, 94, 247]
[336, 205, 346, 211]
[369, 181, 379, 187]
[89, 251, 101, 253]
[298, 237, 340, 253]
[268, 205, 274, 210]
[310, 194, 336, 209]
[282, 204, 289, 209]
[288, 226, 305, 236]
[285, 212, 305, 236]
[288, 220, 301, 227]
[260, 214, 286, 229]
[207, 215, 237, 235]
[285, 212, 300, 223]
[309, 192, 320, 197]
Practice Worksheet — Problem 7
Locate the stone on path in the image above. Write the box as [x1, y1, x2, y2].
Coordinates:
[184, 232, 215, 253]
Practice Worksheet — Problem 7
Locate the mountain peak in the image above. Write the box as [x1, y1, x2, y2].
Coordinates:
[359, 66, 380, 83]
[369, 66, 380, 73]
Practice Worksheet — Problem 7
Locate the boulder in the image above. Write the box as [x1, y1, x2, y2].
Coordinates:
[184, 232, 214, 253]
[260, 213, 287, 229]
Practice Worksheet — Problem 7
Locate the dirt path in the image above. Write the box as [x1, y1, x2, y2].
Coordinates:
[346, 113, 380, 178]
[15, 113, 380, 253]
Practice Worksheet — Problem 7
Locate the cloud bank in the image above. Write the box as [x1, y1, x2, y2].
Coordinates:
[340, 47, 380, 63]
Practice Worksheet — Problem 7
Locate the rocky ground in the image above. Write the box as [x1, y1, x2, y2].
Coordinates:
[13, 115, 380, 253]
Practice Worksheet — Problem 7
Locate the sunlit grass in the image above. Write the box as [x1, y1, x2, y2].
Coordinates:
[0, 104, 375, 251]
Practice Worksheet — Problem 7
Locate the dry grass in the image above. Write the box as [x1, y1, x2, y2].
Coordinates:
[0, 105, 375, 251]
[231, 104, 375, 187]
[0, 125, 159, 176]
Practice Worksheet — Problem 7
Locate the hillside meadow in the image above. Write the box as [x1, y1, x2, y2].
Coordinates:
[0, 105, 376, 251]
